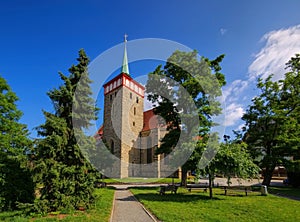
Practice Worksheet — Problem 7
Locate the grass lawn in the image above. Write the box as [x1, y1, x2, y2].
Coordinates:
[268, 186, 300, 198]
[0, 188, 115, 222]
[131, 187, 300, 222]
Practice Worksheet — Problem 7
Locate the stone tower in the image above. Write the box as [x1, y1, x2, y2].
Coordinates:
[102, 35, 145, 178]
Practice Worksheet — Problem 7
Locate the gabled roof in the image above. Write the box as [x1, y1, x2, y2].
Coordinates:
[142, 109, 166, 132]
[94, 125, 103, 140]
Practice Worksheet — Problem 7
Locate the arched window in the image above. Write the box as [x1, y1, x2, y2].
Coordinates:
[110, 140, 114, 154]
[134, 107, 136, 115]
[147, 137, 152, 163]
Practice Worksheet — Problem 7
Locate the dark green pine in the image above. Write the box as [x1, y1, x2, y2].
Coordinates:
[34, 49, 98, 212]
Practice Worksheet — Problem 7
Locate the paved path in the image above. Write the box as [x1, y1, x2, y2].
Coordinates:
[110, 188, 157, 222]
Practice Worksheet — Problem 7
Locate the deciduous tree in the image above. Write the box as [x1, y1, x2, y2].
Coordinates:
[242, 54, 300, 186]
[146, 50, 226, 186]
[0, 76, 34, 211]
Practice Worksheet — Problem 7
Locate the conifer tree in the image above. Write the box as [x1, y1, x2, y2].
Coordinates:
[34, 49, 98, 212]
[0, 76, 34, 211]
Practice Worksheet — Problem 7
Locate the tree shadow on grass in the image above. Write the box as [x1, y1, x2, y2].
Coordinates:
[116, 196, 136, 202]
[131, 188, 223, 203]
[134, 193, 222, 203]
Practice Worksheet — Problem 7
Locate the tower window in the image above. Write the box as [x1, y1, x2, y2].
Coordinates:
[130, 92, 132, 99]
[110, 140, 114, 154]
[147, 138, 152, 163]
[110, 94, 112, 101]
[136, 97, 139, 103]
[115, 92, 117, 97]
[134, 107, 136, 115]
[133, 122, 135, 126]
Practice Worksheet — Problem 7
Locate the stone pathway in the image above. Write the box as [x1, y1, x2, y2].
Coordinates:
[110, 188, 157, 222]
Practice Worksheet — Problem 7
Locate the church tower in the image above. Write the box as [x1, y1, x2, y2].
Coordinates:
[102, 35, 145, 178]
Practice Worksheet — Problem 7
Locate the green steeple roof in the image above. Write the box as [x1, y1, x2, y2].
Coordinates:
[121, 34, 129, 75]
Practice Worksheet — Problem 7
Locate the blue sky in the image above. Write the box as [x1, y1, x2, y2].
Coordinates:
[1, 0, 300, 139]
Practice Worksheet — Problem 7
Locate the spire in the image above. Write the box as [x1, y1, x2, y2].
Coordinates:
[121, 34, 130, 75]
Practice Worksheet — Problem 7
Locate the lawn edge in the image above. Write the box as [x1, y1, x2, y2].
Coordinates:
[109, 189, 116, 222]
[130, 190, 160, 222]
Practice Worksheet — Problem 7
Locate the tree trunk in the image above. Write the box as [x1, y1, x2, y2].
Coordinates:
[181, 168, 188, 187]
[262, 165, 275, 186]
[208, 173, 213, 199]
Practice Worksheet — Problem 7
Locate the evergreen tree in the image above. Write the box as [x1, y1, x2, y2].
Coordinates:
[34, 49, 98, 212]
[0, 76, 34, 211]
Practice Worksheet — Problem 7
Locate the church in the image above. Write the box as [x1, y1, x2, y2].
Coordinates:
[95, 37, 171, 179]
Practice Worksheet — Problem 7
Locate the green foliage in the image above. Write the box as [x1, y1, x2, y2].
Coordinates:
[0, 188, 114, 221]
[285, 160, 300, 187]
[0, 75, 34, 211]
[211, 141, 259, 185]
[242, 54, 300, 186]
[146, 50, 226, 185]
[197, 137, 258, 198]
[33, 49, 98, 212]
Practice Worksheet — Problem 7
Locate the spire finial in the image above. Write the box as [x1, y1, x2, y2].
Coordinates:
[121, 34, 129, 75]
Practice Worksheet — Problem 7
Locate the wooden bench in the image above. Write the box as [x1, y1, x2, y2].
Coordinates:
[94, 182, 107, 188]
[222, 186, 252, 196]
[186, 183, 208, 192]
[159, 184, 180, 195]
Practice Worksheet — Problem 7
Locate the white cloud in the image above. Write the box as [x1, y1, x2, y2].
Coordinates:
[223, 25, 300, 130]
[224, 103, 245, 127]
[220, 28, 227, 35]
[222, 79, 248, 103]
[249, 24, 300, 81]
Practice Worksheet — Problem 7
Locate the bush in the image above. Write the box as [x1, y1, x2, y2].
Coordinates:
[286, 160, 300, 187]
[0, 156, 34, 212]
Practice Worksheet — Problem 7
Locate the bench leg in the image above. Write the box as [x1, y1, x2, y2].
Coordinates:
[159, 187, 165, 195]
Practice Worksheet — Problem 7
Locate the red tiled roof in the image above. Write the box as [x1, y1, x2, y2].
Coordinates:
[142, 109, 166, 131]
[94, 125, 103, 140]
